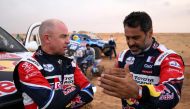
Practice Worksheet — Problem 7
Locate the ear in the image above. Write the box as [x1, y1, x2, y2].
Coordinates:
[43, 34, 51, 43]
[148, 28, 153, 38]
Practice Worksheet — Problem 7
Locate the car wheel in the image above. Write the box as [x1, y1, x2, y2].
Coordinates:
[103, 47, 111, 56]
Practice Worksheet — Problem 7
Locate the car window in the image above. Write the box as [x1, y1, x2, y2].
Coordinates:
[0, 27, 27, 52]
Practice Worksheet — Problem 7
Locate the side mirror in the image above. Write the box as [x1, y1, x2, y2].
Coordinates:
[25, 41, 38, 52]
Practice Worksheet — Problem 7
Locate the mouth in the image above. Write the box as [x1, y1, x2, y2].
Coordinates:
[129, 47, 139, 52]
[129, 47, 141, 55]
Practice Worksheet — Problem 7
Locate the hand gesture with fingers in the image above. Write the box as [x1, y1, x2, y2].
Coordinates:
[98, 66, 140, 99]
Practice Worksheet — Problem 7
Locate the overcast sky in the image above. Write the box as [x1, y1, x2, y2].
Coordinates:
[0, 0, 190, 33]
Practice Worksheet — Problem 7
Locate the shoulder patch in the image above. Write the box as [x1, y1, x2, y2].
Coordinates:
[20, 57, 43, 70]
[154, 50, 176, 66]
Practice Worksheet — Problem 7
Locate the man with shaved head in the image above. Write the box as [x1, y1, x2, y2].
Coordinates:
[14, 19, 94, 109]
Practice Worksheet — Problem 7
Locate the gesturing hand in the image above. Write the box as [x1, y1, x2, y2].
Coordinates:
[98, 67, 139, 99]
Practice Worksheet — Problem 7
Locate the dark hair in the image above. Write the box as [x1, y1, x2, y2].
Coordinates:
[123, 11, 152, 33]
[86, 44, 90, 47]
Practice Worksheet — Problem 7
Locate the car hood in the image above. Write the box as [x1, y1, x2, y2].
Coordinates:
[0, 52, 32, 72]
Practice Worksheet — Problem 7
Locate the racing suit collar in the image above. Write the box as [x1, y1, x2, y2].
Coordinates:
[35, 46, 69, 60]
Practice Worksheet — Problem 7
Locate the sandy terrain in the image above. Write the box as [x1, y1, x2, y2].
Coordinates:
[85, 33, 190, 109]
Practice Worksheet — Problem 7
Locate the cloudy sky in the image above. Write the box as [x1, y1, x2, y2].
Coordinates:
[0, 0, 190, 33]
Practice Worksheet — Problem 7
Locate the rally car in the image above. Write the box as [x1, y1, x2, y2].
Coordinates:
[0, 26, 31, 108]
[70, 33, 110, 59]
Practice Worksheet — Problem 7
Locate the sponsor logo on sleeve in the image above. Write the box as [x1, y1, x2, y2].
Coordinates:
[21, 62, 41, 79]
[25, 71, 40, 79]
[63, 85, 76, 95]
[168, 68, 183, 74]
[159, 93, 174, 100]
[169, 61, 181, 69]
[22, 62, 35, 73]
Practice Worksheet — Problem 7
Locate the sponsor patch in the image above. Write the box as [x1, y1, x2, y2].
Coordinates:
[63, 74, 74, 85]
[144, 64, 153, 69]
[25, 71, 40, 79]
[125, 57, 135, 65]
[43, 64, 54, 72]
[133, 74, 160, 85]
[22, 62, 35, 73]
[169, 61, 181, 69]
[146, 56, 155, 63]
[142, 70, 152, 74]
[54, 77, 61, 89]
[168, 68, 182, 74]
[159, 93, 174, 100]
[46, 75, 62, 89]
[63, 85, 76, 95]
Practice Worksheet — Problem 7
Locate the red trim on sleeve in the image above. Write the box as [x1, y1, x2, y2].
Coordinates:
[74, 65, 90, 89]
[18, 61, 51, 88]
[159, 54, 184, 84]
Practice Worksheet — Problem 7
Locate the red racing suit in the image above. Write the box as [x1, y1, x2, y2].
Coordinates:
[13, 47, 94, 109]
[115, 38, 184, 109]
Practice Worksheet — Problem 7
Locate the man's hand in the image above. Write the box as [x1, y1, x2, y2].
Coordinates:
[98, 67, 139, 99]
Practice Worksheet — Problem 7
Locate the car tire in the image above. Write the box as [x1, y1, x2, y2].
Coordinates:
[103, 48, 111, 56]
[92, 47, 101, 59]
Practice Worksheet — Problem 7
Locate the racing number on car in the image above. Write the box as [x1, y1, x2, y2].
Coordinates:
[0, 81, 17, 97]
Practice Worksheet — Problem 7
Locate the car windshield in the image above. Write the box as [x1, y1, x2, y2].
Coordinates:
[0, 27, 27, 52]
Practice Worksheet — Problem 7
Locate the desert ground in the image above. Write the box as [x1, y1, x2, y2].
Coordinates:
[84, 33, 190, 109]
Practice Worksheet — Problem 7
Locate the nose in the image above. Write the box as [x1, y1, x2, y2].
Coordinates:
[65, 37, 70, 44]
[127, 38, 135, 46]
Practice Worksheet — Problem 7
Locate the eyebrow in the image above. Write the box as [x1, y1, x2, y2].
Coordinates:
[125, 35, 141, 37]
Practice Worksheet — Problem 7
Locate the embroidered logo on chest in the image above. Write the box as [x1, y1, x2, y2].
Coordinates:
[63, 74, 74, 85]
[43, 64, 54, 72]
[125, 57, 135, 65]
